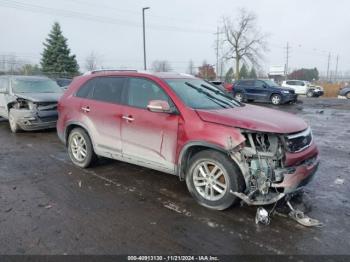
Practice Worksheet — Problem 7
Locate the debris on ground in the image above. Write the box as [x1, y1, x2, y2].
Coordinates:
[316, 110, 324, 114]
[5, 208, 13, 213]
[255, 207, 270, 225]
[286, 201, 323, 227]
[78, 180, 82, 188]
[45, 204, 52, 209]
[334, 178, 345, 185]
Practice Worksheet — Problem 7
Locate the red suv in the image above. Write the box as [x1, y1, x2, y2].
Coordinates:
[57, 70, 319, 210]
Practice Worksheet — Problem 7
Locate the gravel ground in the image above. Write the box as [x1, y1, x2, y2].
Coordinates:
[0, 97, 349, 255]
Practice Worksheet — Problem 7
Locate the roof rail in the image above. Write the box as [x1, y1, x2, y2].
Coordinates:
[83, 69, 138, 75]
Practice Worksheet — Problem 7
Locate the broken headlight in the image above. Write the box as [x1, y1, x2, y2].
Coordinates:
[16, 99, 36, 110]
[284, 127, 312, 153]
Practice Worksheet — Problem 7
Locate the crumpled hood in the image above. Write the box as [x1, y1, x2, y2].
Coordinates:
[15, 93, 62, 103]
[196, 104, 308, 134]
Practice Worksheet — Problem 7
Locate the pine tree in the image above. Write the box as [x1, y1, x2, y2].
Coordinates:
[249, 67, 257, 79]
[239, 64, 249, 79]
[225, 67, 234, 83]
[41, 22, 79, 77]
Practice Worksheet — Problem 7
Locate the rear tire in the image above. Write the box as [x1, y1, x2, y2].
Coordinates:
[271, 94, 282, 105]
[68, 128, 97, 168]
[8, 109, 20, 133]
[346, 92, 350, 99]
[185, 150, 245, 210]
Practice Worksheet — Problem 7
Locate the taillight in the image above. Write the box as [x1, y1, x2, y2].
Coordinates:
[224, 83, 233, 91]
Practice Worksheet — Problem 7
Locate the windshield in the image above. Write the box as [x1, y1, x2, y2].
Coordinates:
[12, 78, 63, 93]
[165, 78, 241, 110]
[263, 80, 279, 87]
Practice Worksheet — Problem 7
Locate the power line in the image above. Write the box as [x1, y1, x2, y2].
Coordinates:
[0, 0, 215, 34]
[65, 0, 216, 28]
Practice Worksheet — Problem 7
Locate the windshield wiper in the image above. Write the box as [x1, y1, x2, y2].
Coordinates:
[200, 84, 243, 106]
[185, 82, 233, 108]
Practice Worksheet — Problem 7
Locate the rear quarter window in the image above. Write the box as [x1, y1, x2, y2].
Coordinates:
[76, 78, 95, 98]
[76, 77, 126, 104]
[91, 77, 126, 104]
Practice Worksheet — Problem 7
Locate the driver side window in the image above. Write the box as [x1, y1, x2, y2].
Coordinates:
[126, 78, 170, 109]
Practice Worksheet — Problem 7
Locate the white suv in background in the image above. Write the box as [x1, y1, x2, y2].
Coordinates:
[282, 80, 324, 97]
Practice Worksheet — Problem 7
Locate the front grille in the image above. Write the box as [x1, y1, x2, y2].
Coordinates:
[39, 116, 58, 122]
[285, 127, 312, 152]
[37, 102, 57, 111]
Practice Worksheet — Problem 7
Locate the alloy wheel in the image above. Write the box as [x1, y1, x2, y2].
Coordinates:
[192, 161, 228, 201]
[70, 133, 88, 162]
[271, 95, 281, 105]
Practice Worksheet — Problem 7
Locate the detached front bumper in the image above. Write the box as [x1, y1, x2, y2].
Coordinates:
[11, 109, 58, 131]
[272, 150, 319, 193]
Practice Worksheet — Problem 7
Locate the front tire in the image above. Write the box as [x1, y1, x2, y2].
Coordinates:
[8, 109, 20, 133]
[68, 128, 97, 168]
[306, 90, 314, 97]
[271, 94, 282, 105]
[346, 92, 350, 99]
[186, 150, 245, 210]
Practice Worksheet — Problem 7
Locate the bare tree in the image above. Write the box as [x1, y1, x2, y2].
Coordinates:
[151, 60, 172, 72]
[221, 9, 268, 80]
[85, 52, 99, 71]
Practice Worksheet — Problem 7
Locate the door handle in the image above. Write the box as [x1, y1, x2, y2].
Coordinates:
[122, 115, 134, 122]
[81, 106, 90, 113]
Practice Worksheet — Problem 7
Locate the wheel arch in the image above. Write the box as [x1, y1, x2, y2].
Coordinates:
[345, 91, 350, 99]
[176, 141, 228, 180]
[64, 121, 93, 147]
[270, 92, 282, 98]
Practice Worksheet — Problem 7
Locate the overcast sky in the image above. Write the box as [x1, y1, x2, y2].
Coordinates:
[0, 0, 348, 75]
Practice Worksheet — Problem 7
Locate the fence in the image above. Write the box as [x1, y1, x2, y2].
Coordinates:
[317, 82, 343, 97]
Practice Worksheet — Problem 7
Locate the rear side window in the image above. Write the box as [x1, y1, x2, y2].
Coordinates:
[240, 80, 254, 86]
[254, 80, 265, 87]
[91, 77, 126, 104]
[76, 77, 126, 104]
[76, 79, 96, 98]
[286, 81, 295, 85]
[126, 78, 169, 109]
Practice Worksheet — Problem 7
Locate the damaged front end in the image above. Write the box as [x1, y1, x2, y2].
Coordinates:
[230, 128, 319, 206]
[9, 98, 58, 130]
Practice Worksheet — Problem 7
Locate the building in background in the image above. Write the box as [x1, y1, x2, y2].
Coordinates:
[268, 65, 286, 83]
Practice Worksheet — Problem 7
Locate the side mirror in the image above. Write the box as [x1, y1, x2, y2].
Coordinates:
[0, 87, 7, 93]
[147, 100, 171, 113]
[263, 84, 268, 88]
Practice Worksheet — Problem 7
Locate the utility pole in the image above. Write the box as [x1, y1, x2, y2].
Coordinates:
[142, 7, 150, 70]
[335, 55, 339, 83]
[215, 26, 219, 79]
[285, 42, 290, 79]
[326, 52, 331, 81]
